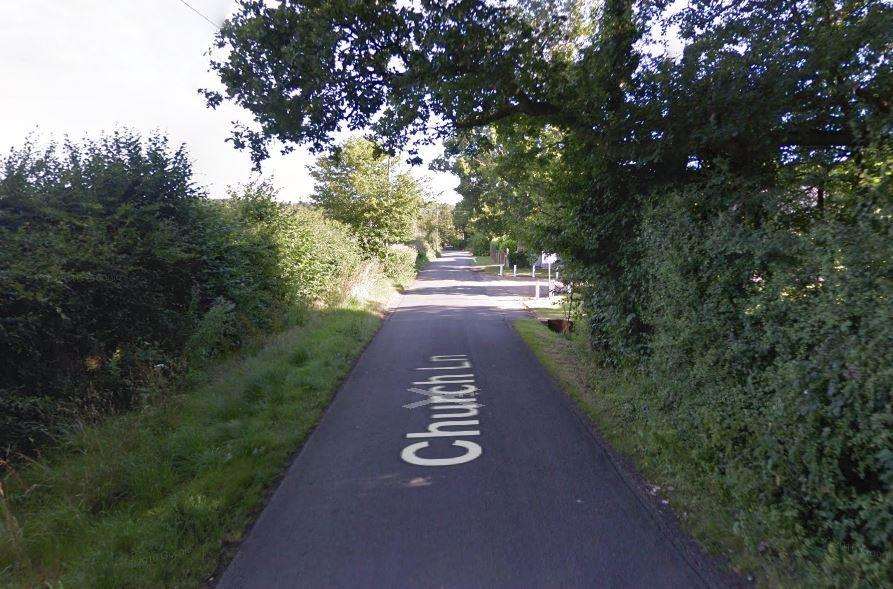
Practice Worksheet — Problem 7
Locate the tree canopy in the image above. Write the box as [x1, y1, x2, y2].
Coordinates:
[310, 137, 421, 258]
[205, 0, 889, 166]
[206, 1, 892, 583]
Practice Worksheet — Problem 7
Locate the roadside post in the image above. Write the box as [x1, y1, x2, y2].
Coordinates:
[499, 263, 504, 276]
[548, 263, 552, 301]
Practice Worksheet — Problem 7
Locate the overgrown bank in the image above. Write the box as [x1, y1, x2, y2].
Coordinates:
[0, 130, 450, 585]
[0, 132, 447, 456]
[1, 300, 388, 587]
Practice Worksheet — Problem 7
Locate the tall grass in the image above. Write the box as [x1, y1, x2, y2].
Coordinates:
[0, 299, 387, 587]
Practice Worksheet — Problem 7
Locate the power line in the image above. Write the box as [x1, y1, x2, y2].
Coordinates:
[176, 0, 221, 29]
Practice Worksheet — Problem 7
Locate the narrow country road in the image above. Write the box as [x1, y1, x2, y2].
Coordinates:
[218, 251, 722, 588]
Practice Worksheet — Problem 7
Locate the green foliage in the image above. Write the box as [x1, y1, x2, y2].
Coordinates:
[508, 249, 532, 269]
[468, 232, 491, 256]
[272, 206, 368, 307]
[310, 138, 421, 260]
[207, 0, 892, 581]
[417, 200, 458, 250]
[0, 135, 381, 456]
[633, 163, 892, 578]
[184, 299, 241, 367]
[489, 235, 532, 268]
[0, 132, 208, 454]
[515, 317, 891, 586]
[381, 244, 418, 288]
[204, 1, 576, 163]
[0, 303, 385, 587]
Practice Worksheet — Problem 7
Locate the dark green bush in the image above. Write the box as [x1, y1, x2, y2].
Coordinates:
[0, 132, 210, 453]
[468, 232, 490, 256]
[591, 151, 893, 579]
[0, 134, 376, 456]
[508, 249, 531, 268]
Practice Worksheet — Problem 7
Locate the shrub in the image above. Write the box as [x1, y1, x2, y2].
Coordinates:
[272, 204, 368, 307]
[508, 249, 532, 268]
[382, 244, 419, 287]
[183, 299, 242, 367]
[0, 132, 209, 454]
[414, 236, 439, 261]
[468, 232, 490, 256]
[611, 157, 893, 579]
[0, 136, 377, 456]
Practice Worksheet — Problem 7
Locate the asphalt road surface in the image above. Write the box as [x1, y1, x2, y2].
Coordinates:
[218, 251, 726, 588]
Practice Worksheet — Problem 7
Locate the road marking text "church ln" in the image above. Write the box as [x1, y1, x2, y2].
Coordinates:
[401, 354, 482, 467]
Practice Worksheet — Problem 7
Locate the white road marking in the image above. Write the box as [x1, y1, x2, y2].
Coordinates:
[401, 354, 484, 467]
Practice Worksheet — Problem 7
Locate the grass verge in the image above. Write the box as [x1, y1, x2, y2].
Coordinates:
[472, 255, 534, 277]
[0, 298, 388, 588]
[524, 303, 567, 321]
[513, 318, 808, 587]
[472, 254, 495, 269]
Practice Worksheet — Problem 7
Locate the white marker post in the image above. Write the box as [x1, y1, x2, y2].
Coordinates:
[513, 264, 517, 277]
[498, 264, 504, 276]
[548, 263, 553, 301]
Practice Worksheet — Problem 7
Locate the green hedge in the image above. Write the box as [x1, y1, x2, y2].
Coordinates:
[468, 232, 490, 256]
[572, 151, 892, 581]
[382, 243, 418, 287]
[413, 236, 439, 264]
[0, 133, 373, 456]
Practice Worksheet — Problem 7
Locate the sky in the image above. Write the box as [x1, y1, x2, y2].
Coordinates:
[0, 0, 461, 203]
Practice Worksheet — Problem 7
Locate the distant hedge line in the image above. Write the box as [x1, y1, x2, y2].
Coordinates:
[0, 131, 413, 455]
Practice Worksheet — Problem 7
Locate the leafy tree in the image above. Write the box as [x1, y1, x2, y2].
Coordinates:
[438, 123, 570, 253]
[206, 0, 893, 581]
[310, 137, 421, 259]
[417, 200, 459, 249]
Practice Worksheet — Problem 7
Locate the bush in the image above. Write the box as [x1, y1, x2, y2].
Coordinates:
[381, 244, 418, 287]
[468, 232, 490, 256]
[184, 299, 242, 367]
[414, 236, 439, 261]
[0, 135, 377, 456]
[580, 153, 893, 580]
[508, 249, 532, 268]
[272, 204, 368, 307]
[0, 132, 210, 454]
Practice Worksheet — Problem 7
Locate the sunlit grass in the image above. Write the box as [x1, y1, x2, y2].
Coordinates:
[0, 300, 386, 588]
[472, 255, 535, 277]
[472, 254, 495, 268]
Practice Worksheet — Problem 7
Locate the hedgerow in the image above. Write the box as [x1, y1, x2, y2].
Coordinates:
[629, 159, 892, 580]
[467, 232, 490, 256]
[0, 132, 377, 456]
[383, 243, 419, 287]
